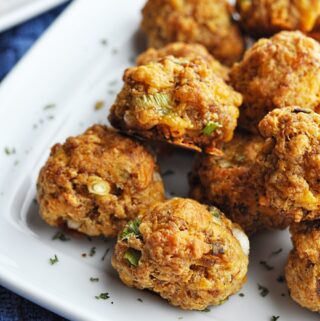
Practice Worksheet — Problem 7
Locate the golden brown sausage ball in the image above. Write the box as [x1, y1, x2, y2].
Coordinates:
[230, 31, 320, 133]
[252, 107, 320, 223]
[286, 220, 320, 311]
[37, 125, 165, 237]
[112, 198, 249, 310]
[285, 251, 320, 312]
[136, 42, 230, 81]
[108, 56, 242, 155]
[189, 131, 289, 234]
[141, 0, 245, 66]
[236, 0, 320, 37]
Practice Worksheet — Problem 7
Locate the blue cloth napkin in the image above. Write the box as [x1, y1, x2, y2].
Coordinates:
[0, 3, 69, 320]
[0, 2, 69, 81]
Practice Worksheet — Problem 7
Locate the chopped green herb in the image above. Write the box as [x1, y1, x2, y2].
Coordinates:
[259, 261, 274, 271]
[101, 39, 108, 46]
[162, 169, 175, 177]
[129, 56, 135, 64]
[209, 206, 221, 219]
[95, 292, 109, 300]
[101, 248, 110, 261]
[202, 308, 210, 312]
[120, 218, 141, 241]
[239, 293, 245, 297]
[94, 100, 105, 110]
[52, 231, 70, 241]
[137, 298, 143, 302]
[111, 48, 118, 54]
[89, 247, 96, 257]
[4, 147, 16, 155]
[271, 316, 280, 321]
[90, 277, 99, 282]
[107, 89, 116, 95]
[202, 121, 222, 135]
[258, 284, 269, 297]
[49, 254, 59, 265]
[124, 248, 141, 267]
[47, 115, 55, 120]
[271, 248, 283, 255]
[135, 92, 172, 114]
[178, 317, 183, 320]
[43, 104, 56, 110]
[277, 275, 285, 283]
[14, 160, 19, 166]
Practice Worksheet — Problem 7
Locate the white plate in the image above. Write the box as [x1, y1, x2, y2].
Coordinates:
[0, 0, 68, 32]
[0, 1, 318, 320]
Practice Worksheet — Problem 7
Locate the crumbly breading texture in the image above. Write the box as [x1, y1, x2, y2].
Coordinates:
[290, 221, 320, 263]
[285, 251, 320, 312]
[37, 125, 165, 237]
[141, 0, 244, 66]
[237, 0, 320, 37]
[108, 56, 242, 155]
[136, 42, 230, 81]
[189, 131, 289, 234]
[230, 31, 320, 133]
[253, 107, 320, 223]
[112, 198, 248, 310]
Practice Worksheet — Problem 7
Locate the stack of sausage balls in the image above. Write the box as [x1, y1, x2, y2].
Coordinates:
[36, 0, 320, 313]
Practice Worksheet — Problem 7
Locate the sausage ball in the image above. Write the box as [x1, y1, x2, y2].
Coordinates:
[285, 251, 320, 312]
[252, 107, 320, 223]
[141, 0, 245, 66]
[37, 125, 165, 237]
[136, 42, 230, 81]
[189, 131, 289, 234]
[236, 0, 320, 38]
[112, 198, 249, 310]
[108, 56, 242, 155]
[230, 31, 320, 133]
[286, 220, 320, 311]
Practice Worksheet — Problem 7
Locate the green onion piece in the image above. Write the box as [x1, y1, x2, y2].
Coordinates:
[135, 93, 172, 114]
[202, 121, 222, 136]
[124, 248, 141, 267]
[120, 218, 141, 241]
[209, 206, 221, 219]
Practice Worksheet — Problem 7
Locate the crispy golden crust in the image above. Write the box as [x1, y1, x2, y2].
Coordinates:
[136, 42, 230, 81]
[189, 131, 289, 234]
[141, 0, 245, 66]
[285, 251, 320, 312]
[290, 221, 320, 263]
[37, 125, 165, 237]
[230, 31, 320, 133]
[112, 198, 248, 310]
[237, 0, 320, 37]
[108, 56, 242, 155]
[253, 107, 320, 223]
